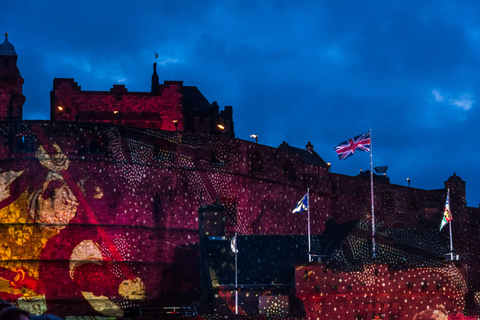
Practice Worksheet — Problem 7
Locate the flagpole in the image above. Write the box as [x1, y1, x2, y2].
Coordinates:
[307, 188, 311, 262]
[449, 219, 453, 260]
[447, 189, 454, 260]
[370, 128, 375, 259]
[234, 232, 238, 314]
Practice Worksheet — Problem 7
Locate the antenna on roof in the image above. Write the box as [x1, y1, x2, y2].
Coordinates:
[374, 165, 388, 175]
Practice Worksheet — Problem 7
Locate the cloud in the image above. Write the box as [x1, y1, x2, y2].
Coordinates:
[52, 55, 130, 85]
[156, 58, 181, 66]
[5, 0, 480, 207]
[451, 94, 474, 110]
[431, 90, 474, 111]
[432, 90, 445, 102]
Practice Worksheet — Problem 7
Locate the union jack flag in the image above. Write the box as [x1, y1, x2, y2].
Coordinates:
[334, 132, 371, 160]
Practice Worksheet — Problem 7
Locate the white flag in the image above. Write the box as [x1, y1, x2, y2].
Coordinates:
[230, 235, 238, 253]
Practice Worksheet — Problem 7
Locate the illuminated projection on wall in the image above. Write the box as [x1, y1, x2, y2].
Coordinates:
[0, 120, 292, 317]
[0, 142, 146, 316]
[0, 124, 161, 317]
[0, 120, 476, 319]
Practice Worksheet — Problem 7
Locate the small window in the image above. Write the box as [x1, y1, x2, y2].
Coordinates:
[250, 151, 262, 172]
[283, 160, 295, 180]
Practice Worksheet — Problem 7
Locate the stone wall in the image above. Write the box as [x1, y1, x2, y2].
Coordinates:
[296, 263, 468, 320]
[0, 121, 477, 317]
[51, 79, 184, 131]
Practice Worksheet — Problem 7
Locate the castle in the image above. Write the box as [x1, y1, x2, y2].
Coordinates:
[0, 34, 479, 320]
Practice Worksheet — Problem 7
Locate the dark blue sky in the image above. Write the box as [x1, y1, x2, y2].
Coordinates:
[3, 1, 480, 206]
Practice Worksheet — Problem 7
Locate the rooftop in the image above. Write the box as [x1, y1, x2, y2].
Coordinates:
[0, 33, 16, 56]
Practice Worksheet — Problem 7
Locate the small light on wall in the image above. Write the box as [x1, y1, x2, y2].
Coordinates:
[58, 106, 63, 111]
[113, 110, 119, 114]
[217, 124, 225, 130]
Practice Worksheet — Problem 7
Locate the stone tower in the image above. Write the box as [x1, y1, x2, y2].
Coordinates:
[445, 172, 466, 207]
[0, 33, 25, 120]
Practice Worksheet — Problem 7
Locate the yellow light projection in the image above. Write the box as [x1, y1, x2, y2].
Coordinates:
[0, 143, 145, 316]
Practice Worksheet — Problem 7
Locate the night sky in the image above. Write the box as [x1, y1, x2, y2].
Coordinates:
[2, 1, 480, 206]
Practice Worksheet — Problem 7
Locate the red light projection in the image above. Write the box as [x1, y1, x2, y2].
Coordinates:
[0, 141, 145, 317]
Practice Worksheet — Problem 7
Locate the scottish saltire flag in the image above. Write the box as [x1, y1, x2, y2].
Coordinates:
[334, 132, 371, 160]
[440, 190, 452, 231]
[230, 235, 238, 253]
[292, 194, 308, 213]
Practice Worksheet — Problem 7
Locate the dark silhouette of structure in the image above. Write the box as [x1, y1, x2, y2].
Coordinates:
[0, 33, 24, 120]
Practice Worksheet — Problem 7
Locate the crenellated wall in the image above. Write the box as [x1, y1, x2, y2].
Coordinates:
[49, 78, 235, 137]
[50, 79, 184, 131]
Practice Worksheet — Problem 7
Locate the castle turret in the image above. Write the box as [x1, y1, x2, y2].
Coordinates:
[445, 172, 466, 207]
[0, 33, 25, 120]
[444, 172, 468, 242]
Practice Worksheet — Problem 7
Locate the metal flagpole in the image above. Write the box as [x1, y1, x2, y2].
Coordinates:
[449, 220, 454, 260]
[234, 232, 238, 314]
[307, 188, 311, 262]
[370, 129, 375, 259]
[447, 189, 454, 260]
[443, 189, 454, 260]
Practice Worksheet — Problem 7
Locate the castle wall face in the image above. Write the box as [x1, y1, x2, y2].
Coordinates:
[330, 174, 446, 229]
[0, 121, 332, 317]
[295, 263, 468, 320]
[49, 79, 236, 138]
[0, 121, 477, 317]
[51, 79, 184, 131]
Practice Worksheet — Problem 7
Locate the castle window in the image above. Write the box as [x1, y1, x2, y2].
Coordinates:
[283, 160, 295, 180]
[24, 135, 36, 153]
[210, 150, 224, 165]
[250, 151, 262, 172]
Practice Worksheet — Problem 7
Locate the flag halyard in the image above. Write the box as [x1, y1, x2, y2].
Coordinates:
[334, 132, 371, 160]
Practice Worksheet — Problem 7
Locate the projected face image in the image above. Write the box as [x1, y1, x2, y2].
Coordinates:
[0, 142, 146, 317]
[29, 180, 79, 230]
